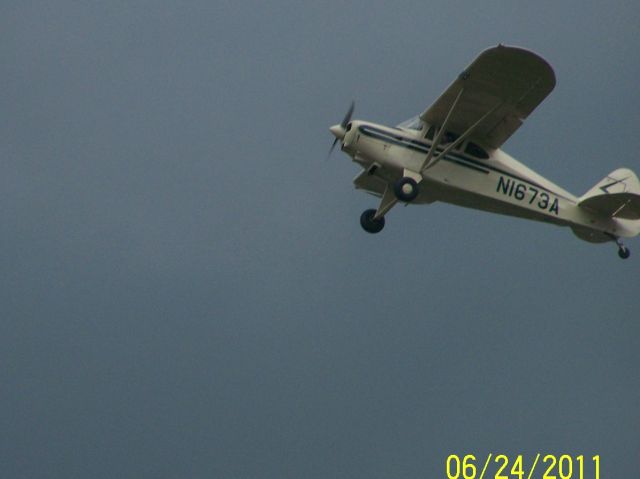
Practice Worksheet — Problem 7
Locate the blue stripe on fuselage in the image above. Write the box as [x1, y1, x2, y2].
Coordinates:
[358, 125, 489, 175]
[358, 125, 566, 198]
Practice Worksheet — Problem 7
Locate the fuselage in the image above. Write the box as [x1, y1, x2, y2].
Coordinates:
[341, 120, 637, 240]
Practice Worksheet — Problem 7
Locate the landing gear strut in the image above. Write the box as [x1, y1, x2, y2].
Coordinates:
[360, 176, 420, 233]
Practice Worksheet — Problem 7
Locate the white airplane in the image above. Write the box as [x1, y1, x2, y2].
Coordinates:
[329, 45, 640, 259]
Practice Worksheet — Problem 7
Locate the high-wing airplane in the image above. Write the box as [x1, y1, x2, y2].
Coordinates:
[329, 45, 640, 259]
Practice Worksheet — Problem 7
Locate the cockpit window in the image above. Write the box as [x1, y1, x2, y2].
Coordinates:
[396, 116, 423, 131]
[464, 142, 489, 159]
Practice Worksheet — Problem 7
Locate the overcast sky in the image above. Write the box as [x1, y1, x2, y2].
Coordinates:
[1, 1, 639, 478]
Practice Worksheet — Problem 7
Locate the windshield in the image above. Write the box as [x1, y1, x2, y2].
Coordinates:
[396, 116, 423, 131]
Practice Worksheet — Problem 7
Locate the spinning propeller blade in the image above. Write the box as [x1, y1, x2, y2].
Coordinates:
[328, 137, 340, 157]
[340, 101, 355, 129]
[328, 101, 355, 158]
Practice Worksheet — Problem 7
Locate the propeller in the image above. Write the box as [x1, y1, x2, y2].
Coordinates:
[328, 101, 355, 157]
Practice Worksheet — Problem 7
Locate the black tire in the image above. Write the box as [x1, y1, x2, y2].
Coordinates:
[360, 209, 385, 234]
[394, 177, 419, 202]
[618, 247, 631, 259]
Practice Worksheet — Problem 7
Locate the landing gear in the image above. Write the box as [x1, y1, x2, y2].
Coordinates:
[394, 177, 419, 202]
[360, 176, 420, 233]
[612, 236, 631, 259]
[618, 246, 631, 259]
[360, 208, 385, 234]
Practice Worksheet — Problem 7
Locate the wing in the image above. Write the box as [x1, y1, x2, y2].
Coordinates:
[420, 45, 556, 149]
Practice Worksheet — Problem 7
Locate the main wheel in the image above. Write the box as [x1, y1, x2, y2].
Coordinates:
[618, 247, 631, 259]
[360, 209, 385, 234]
[394, 177, 419, 202]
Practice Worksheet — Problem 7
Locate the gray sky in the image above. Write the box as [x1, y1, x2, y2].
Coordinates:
[1, 1, 639, 477]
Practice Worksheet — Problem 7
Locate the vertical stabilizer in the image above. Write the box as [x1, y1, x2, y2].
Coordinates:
[578, 168, 640, 220]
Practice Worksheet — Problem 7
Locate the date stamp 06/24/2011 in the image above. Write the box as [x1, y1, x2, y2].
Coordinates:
[446, 454, 600, 479]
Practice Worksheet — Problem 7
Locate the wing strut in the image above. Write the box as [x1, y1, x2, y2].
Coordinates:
[419, 88, 465, 172]
[421, 101, 502, 172]
[370, 94, 501, 222]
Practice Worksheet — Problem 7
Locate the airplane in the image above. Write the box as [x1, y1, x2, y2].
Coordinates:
[328, 45, 640, 259]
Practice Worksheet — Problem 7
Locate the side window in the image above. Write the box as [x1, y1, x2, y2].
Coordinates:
[464, 142, 489, 159]
[425, 126, 436, 141]
[443, 131, 459, 144]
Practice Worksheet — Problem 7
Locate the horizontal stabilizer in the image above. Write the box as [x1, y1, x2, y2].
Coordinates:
[578, 168, 640, 219]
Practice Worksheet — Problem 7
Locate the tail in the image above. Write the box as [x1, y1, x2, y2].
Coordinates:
[578, 168, 640, 220]
[574, 168, 640, 240]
